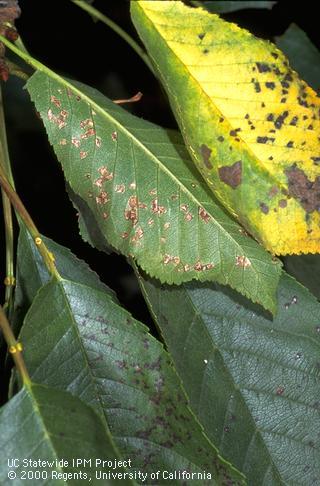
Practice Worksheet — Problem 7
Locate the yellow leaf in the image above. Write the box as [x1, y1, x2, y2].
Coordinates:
[131, 0, 320, 255]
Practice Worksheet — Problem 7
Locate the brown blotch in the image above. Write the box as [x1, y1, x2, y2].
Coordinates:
[200, 144, 213, 169]
[285, 164, 320, 213]
[218, 161, 242, 189]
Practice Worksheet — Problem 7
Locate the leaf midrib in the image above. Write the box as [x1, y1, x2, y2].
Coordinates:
[174, 285, 285, 484]
[24, 385, 68, 483]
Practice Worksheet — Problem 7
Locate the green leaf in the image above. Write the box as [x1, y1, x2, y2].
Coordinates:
[275, 23, 320, 91]
[0, 383, 133, 485]
[138, 271, 320, 485]
[16, 233, 244, 484]
[283, 254, 320, 300]
[25, 70, 281, 313]
[131, 1, 320, 257]
[196, 1, 277, 13]
[11, 226, 113, 334]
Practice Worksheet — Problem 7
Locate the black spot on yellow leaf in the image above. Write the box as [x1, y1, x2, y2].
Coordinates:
[289, 116, 298, 126]
[218, 161, 242, 189]
[265, 82, 275, 90]
[281, 81, 290, 89]
[256, 62, 271, 73]
[274, 111, 289, 129]
[257, 136, 275, 144]
[254, 81, 261, 93]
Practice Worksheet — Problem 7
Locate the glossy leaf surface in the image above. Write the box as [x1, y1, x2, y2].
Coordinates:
[16, 230, 244, 485]
[139, 271, 320, 485]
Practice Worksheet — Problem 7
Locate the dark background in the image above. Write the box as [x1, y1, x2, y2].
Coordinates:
[0, 1, 318, 400]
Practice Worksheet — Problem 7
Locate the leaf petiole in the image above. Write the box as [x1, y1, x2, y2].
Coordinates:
[0, 304, 30, 385]
[0, 86, 15, 312]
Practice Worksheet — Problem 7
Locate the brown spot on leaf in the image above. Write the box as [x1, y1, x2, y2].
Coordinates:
[72, 137, 81, 148]
[50, 95, 61, 108]
[218, 161, 242, 189]
[200, 144, 213, 169]
[151, 199, 166, 215]
[235, 255, 251, 268]
[285, 165, 320, 213]
[198, 207, 210, 223]
[96, 191, 109, 205]
[80, 151, 88, 160]
[131, 226, 144, 243]
[80, 118, 93, 129]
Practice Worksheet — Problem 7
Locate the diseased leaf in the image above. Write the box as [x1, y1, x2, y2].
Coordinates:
[0, 384, 133, 486]
[25, 70, 282, 312]
[138, 270, 320, 485]
[131, 1, 320, 256]
[197, 1, 277, 14]
[16, 232, 244, 484]
[275, 23, 320, 91]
